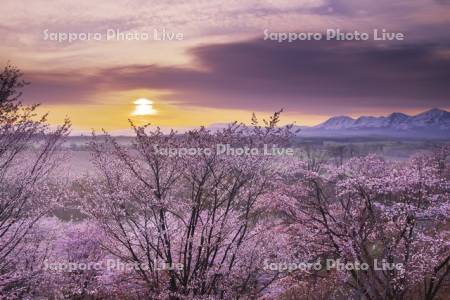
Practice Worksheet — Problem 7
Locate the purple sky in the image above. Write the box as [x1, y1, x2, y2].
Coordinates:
[1, 0, 449, 129]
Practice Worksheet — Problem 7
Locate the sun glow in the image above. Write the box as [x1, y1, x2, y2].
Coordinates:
[132, 98, 157, 116]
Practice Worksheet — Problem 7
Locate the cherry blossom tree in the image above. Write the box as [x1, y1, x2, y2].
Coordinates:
[37, 219, 115, 300]
[80, 112, 294, 299]
[274, 147, 450, 299]
[0, 64, 70, 296]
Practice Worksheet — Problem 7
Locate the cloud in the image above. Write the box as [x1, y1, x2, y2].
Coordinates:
[24, 38, 450, 115]
[2, 0, 450, 76]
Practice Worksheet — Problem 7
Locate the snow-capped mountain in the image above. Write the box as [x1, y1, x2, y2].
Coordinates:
[315, 116, 355, 129]
[314, 108, 450, 130]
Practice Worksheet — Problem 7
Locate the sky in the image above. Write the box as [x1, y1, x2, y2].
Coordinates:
[1, 0, 449, 132]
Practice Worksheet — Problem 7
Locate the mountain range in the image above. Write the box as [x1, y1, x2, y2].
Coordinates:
[203, 108, 450, 139]
[314, 108, 450, 130]
[300, 108, 450, 138]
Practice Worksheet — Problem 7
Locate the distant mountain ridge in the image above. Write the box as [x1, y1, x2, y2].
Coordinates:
[206, 108, 450, 139]
[314, 108, 450, 130]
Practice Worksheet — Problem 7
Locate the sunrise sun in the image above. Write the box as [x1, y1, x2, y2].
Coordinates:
[132, 98, 157, 116]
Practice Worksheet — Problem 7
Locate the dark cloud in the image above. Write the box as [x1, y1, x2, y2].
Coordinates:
[24, 38, 450, 114]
